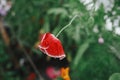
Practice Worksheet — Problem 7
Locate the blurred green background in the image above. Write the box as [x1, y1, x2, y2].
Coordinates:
[0, 0, 120, 80]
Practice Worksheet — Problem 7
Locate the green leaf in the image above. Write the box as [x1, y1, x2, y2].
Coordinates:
[73, 26, 81, 43]
[109, 73, 120, 80]
[87, 16, 94, 27]
[47, 8, 68, 16]
[43, 17, 50, 32]
[72, 40, 90, 69]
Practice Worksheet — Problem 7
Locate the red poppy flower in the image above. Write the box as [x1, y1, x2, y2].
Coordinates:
[38, 33, 66, 60]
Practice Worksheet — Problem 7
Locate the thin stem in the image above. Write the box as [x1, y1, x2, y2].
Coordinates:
[23, 50, 44, 80]
[18, 40, 44, 80]
[56, 15, 78, 37]
[0, 18, 10, 46]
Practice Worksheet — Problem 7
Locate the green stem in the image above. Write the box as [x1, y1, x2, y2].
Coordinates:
[56, 15, 78, 37]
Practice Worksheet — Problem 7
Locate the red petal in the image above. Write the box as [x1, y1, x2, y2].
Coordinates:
[38, 33, 65, 60]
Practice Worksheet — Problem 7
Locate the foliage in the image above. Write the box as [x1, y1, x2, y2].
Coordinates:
[0, 0, 120, 80]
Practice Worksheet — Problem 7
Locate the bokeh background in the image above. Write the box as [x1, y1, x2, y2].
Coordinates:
[0, 0, 120, 80]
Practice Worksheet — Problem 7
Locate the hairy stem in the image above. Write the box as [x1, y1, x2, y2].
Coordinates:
[56, 15, 78, 37]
